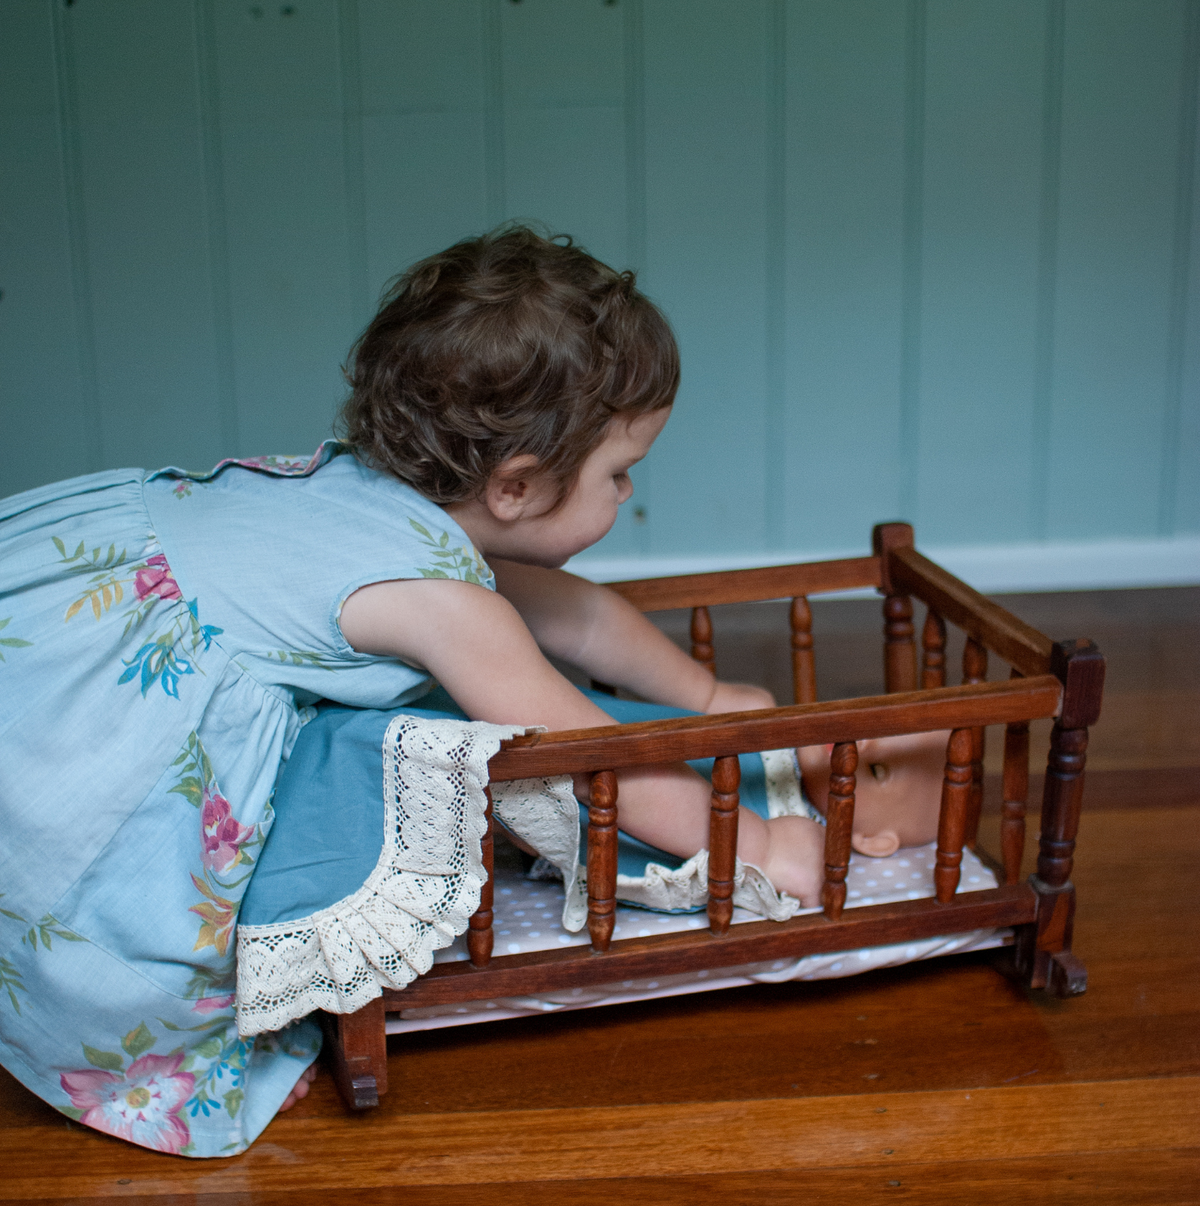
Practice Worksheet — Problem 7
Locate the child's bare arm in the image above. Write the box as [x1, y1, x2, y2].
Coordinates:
[339, 577, 822, 903]
[489, 560, 774, 713]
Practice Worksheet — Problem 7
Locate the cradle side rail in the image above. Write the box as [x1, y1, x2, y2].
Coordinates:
[597, 523, 1101, 986]
[327, 525, 1102, 1110]
[402, 675, 1063, 998]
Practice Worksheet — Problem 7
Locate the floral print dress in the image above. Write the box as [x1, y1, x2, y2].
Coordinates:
[0, 443, 493, 1157]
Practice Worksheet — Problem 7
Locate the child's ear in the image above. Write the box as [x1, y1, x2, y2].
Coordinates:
[851, 829, 901, 858]
[484, 455, 543, 522]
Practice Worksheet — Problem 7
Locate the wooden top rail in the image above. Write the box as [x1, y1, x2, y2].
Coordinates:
[889, 547, 1055, 676]
[489, 675, 1062, 780]
[604, 556, 881, 612]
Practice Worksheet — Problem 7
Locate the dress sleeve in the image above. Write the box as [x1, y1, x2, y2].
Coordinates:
[143, 447, 495, 711]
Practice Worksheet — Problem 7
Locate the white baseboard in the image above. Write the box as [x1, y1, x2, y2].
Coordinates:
[566, 536, 1200, 597]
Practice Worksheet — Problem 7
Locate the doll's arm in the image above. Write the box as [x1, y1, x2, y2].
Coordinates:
[339, 576, 822, 903]
[488, 560, 774, 713]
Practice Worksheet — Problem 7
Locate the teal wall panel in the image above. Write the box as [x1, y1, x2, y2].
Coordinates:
[212, 0, 357, 456]
[357, 1, 490, 299]
[1048, 0, 1188, 537]
[70, 0, 226, 473]
[0, 0, 93, 493]
[916, 0, 1045, 545]
[782, 0, 908, 552]
[1, 0, 1196, 566]
[642, 0, 772, 554]
[499, 0, 628, 278]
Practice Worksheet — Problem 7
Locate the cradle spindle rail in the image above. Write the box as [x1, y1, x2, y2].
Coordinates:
[323, 523, 1103, 1111]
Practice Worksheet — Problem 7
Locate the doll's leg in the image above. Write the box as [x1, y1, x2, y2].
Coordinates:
[741, 812, 826, 907]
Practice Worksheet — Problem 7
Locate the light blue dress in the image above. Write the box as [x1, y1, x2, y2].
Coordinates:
[0, 443, 493, 1157]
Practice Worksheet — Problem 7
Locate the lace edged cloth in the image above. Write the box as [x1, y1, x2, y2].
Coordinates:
[235, 717, 815, 1036]
[237, 715, 518, 1035]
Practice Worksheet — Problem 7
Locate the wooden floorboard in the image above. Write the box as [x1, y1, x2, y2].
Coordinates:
[2, 587, 1197, 1202]
[5, 1078, 1198, 1196]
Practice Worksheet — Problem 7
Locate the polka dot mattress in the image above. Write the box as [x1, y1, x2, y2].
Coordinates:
[385, 842, 1004, 1034]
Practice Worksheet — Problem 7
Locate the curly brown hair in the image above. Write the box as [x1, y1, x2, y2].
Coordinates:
[338, 226, 679, 504]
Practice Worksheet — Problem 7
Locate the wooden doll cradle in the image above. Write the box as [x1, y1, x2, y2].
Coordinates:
[321, 522, 1105, 1111]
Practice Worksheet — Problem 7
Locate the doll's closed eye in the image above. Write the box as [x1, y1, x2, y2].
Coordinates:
[869, 762, 889, 784]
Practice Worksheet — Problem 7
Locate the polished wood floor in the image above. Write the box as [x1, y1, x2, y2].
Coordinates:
[3, 587, 1198, 1204]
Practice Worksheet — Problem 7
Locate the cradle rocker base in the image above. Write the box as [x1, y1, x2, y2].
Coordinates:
[317, 524, 1101, 1113]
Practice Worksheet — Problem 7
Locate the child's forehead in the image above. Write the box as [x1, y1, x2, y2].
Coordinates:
[603, 406, 672, 451]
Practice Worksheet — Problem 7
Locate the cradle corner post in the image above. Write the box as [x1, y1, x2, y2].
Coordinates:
[1020, 638, 1104, 994]
[323, 996, 388, 1110]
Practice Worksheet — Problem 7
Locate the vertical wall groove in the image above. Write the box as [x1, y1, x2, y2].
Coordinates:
[763, 0, 786, 547]
[1159, 0, 1200, 535]
[623, 0, 649, 556]
[623, 0, 646, 272]
[1030, 0, 1064, 541]
[194, 0, 239, 457]
[483, 0, 506, 227]
[898, 0, 926, 524]
[50, 0, 102, 472]
[338, 0, 370, 327]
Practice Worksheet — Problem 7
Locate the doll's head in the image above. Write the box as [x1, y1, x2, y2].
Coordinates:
[340, 225, 679, 508]
[797, 730, 951, 858]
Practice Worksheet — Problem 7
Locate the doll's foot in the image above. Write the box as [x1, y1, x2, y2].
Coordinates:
[278, 1063, 317, 1111]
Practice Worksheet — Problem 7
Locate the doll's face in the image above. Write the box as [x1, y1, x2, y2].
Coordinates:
[797, 730, 951, 858]
[472, 407, 671, 568]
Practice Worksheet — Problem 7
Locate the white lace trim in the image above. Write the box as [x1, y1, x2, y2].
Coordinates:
[491, 777, 589, 931]
[236, 714, 530, 1037]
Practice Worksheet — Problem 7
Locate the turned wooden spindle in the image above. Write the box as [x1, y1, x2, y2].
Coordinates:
[467, 786, 495, 968]
[921, 609, 946, 689]
[882, 594, 918, 692]
[790, 595, 817, 704]
[935, 728, 973, 903]
[962, 637, 988, 847]
[821, 741, 857, 920]
[707, 755, 741, 935]
[690, 605, 716, 675]
[1001, 702, 1030, 886]
[586, 770, 619, 952]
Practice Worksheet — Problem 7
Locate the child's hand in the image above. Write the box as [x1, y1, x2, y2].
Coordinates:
[705, 681, 776, 714]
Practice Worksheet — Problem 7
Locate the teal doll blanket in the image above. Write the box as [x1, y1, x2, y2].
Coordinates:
[235, 689, 819, 1036]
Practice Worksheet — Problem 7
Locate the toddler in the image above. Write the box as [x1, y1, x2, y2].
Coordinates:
[0, 226, 945, 1158]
